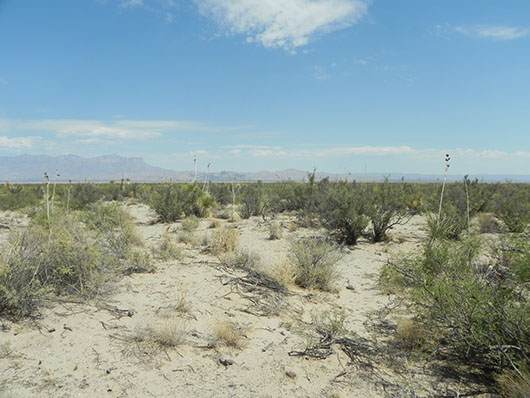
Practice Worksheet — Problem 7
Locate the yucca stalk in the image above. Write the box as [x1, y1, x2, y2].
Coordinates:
[437, 154, 451, 224]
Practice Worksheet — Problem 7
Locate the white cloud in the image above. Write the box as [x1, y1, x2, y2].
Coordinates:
[249, 145, 416, 158]
[191, 149, 209, 156]
[121, 0, 143, 8]
[195, 0, 368, 50]
[313, 65, 330, 80]
[235, 145, 527, 161]
[450, 25, 528, 41]
[0, 136, 40, 149]
[0, 77, 7, 85]
[0, 118, 249, 142]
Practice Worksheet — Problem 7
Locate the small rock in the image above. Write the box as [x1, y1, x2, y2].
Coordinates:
[219, 358, 234, 367]
[285, 370, 297, 379]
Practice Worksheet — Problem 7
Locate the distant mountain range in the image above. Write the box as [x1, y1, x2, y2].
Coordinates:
[0, 154, 529, 183]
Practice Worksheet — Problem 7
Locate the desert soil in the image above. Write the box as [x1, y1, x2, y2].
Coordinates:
[0, 204, 493, 398]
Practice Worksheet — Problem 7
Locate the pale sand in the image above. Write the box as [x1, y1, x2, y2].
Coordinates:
[0, 204, 492, 398]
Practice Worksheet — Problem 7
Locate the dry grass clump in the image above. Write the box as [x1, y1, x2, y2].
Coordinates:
[181, 216, 200, 232]
[395, 318, 425, 349]
[219, 250, 261, 271]
[268, 222, 283, 240]
[312, 309, 347, 336]
[177, 230, 200, 245]
[209, 219, 222, 229]
[476, 213, 503, 234]
[211, 226, 239, 255]
[271, 261, 297, 288]
[124, 249, 155, 275]
[497, 368, 530, 398]
[212, 321, 247, 349]
[132, 320, 188, 348]
[152, 232, 183, 260]
[288, 237, 341, 291]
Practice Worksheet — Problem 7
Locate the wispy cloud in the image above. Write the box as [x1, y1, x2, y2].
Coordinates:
[438, 24, 529, 41]
[121, 0, 143, 8]
[214, 145, 526, 161]
[0, 136, 41, 149]
[0, 118, 250, 142]
[195, 0, 368, 50]
[0, 77, 7, 85]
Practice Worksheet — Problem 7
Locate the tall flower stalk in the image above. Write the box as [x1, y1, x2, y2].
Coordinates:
[437, 154, 451, 224]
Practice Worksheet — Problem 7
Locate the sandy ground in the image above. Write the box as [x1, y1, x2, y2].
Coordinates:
[0, 204, 494, 398]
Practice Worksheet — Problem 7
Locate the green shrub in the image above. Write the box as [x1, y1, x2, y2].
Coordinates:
[382, 237, 530, 379]
[239, 182, 266, 219]
[151, 183, 183, 222]
[0, 205, 145, 317]
[181, 216, 200, 232]
[493, 184, 530, 233]
[365, 179, 410, 242]
[0, 183, 41, 211]
[318, 181, 369, 245]
[288, 237, 341, 291]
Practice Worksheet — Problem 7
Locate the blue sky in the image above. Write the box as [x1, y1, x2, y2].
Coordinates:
[0, 0, 529, 175]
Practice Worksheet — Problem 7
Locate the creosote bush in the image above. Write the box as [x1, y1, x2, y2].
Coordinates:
[381, 237, 529, 381]
[288, 237, 341, 291]
[365, 179, 410, 242]
[0, 204, 145, 317]
[318, 181, 369, 245]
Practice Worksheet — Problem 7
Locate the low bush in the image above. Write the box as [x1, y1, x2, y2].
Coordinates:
[493, 183, 530, 233]
[365, 180, 410, 242]
[288, 237, 341, 291]
[181, 216, 200, 232]
[213, 321, 247, 349]
[382, 237, 530, 381]
[151, 232, 183, 260]
[318, 181, 369, 245]
[210, 227, 239, 255]
[0, 204, 145, 317]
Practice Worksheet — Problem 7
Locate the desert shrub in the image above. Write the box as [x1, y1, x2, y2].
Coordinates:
[0, 205, 145, 317]
[497, 367, 530, 398]
[313, 309, 347, 336]
[209, 183, 233, 206]
[152, 232, 183, 260]
[0, 213, 110, 316]
[365, 179, 410, 242]
[493, 183, 530, 233]
[150, 183, 183, 222]
[0, 183, 41, 211]
[239, 182, 266, 219]
[288, 237, 341, 291]
[181, 216, 200, 232]
[425, 213, 455, 241]
[477, 213, 503, 234]
[82, 202, 142, 259]
[124, 249, 154, 275]
[318, 181, 369, 245]
[69, 183, 102, 210]
[133, 320, 188, 348]
[180, 183, 213, 217]
[395, 318, 425, 349]
[268, 222, 283, 240]
[219, 250, 260, 270]
[213, 321, 246, 349]
[211, 227, 239, 255]
[382, 237, 530, 380]
[151, 183, 215, 222]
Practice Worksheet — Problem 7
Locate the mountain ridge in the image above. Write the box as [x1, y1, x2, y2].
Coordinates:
[0, 154, 529, 183]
